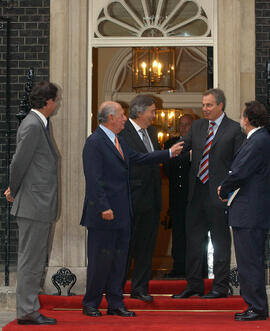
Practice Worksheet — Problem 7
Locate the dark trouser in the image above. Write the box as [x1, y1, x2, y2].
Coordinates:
[16, 217, 52, 319]
[171, 204, 208, 277]
[170, 204, 187, 274]
[185, 180, 231, 294]
[233, 227, 268, 315]
[83, 227, 130, 309]
[126, 209, 160, 294]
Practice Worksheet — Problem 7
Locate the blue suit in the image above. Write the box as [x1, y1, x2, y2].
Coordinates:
[80, 126, 170, 309]
[220, 127, 270, 315]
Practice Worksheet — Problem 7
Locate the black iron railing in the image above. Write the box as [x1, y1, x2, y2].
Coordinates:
[16, 68, 34, 123]
[1, 14, 34, 285]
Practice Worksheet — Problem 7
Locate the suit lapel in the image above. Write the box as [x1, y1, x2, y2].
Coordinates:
[97, 127, 127, 162]
[233, 128, 262, 158]
[211, 114, 228, 150]
[126, 120, 148, 153]
[233, 138, 248, 158]
[198, 120, 209, 151]
[147, 127, 159, 150]
[30, 111, 58, 160]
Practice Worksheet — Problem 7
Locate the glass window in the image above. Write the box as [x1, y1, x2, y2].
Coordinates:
[95, 0, 210, 38]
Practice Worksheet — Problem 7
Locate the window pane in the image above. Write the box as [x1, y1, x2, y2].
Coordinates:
[98, 21, 136, 37]
[96, 0, 210, 38]
[169, 20, 209, 37]
[108, 2, 141, 29]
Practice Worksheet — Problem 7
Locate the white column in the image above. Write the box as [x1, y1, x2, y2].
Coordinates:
[218, 0, 255, 122]
[218, 0, 255, 290]
[44, 0, 88, 294]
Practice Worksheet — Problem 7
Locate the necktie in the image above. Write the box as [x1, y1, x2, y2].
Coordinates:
[140, 128, 152, 152]
[46, 118, 50, 133]
[115, 135, 124, 159]
[199, 121, 215, 183]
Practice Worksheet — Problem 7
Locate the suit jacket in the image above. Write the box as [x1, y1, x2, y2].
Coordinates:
[80, 126, 170, 230]
[10, 111, 59, 222]
[164, 136, 190, 208]
[220, 128, 270, 229]
[183, 114, 244, 206]
[119, 120, 162, 213]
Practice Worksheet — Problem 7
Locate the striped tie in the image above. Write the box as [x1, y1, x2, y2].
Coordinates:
[199, 121, 215, 183]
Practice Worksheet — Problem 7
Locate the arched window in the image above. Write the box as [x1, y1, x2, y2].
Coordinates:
[95, 0, 211, 38]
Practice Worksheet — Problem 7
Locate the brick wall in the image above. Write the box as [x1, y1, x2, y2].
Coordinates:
[0, 0, 50, 267]
[255, 0, 270, 112]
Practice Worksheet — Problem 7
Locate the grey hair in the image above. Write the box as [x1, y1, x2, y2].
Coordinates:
[203, 88, 226, 111]
[98, 101, 118, 124]
[129, 95, 155, 119]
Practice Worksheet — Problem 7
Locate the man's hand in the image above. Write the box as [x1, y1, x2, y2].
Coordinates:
[217, 185, 227, 202]
[101, 209, 114, 220]
[4, 187, 14, 203]
[170, 141, 184, 157]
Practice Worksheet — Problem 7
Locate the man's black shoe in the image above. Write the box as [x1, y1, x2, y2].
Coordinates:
[130, 292, 153, 302]
[235, 309, 267, 321]
[172, 289, 202, 299]
[17, 314, 57, 325]
[107, 307, 136, 317]
[201, 290, 227, 299]
[235, 308, 251, 317]
[83, 306, 102, 317]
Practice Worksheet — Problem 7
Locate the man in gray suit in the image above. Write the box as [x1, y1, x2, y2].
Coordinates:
[172, 88, 244, 299]
[4, 81, 60, 325]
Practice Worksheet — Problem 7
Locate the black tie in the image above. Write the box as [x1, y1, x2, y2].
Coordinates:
[46, 118, 50, 133]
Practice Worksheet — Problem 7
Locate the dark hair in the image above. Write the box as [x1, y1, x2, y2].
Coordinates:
[30, 81, 58, 109]
[203, 88, 226, 111]
[243, 100, 269, 127]
[129, 94, 155, 119]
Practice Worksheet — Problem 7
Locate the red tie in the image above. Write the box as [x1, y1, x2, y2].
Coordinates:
[199, 121, 215, 183]
[115, 135, 124, 159]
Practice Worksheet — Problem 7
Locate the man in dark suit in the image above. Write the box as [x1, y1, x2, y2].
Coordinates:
[172, 88, 244, 299]
[4, 81, 60, 325]
[164, 114, 208, 279]
[163, 114, 193, 278]
[119, 95, 162, 302]
[218, 101, 270, 321]
[80, 101, 183, 317]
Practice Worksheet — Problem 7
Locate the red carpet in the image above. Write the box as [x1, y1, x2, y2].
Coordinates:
[3, 280, 270, 330]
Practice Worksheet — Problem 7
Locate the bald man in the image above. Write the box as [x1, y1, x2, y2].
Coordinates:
[80, 101, 183, 317]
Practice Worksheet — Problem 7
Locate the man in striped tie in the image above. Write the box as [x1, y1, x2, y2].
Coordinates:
[172, 88, 244, 299]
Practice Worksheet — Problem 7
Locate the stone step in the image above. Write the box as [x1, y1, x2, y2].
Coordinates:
[0, 271, 17, 287]
[0, 286, 16, 310]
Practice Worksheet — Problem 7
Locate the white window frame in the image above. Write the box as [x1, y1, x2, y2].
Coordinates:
[87, 0, 218, 133]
